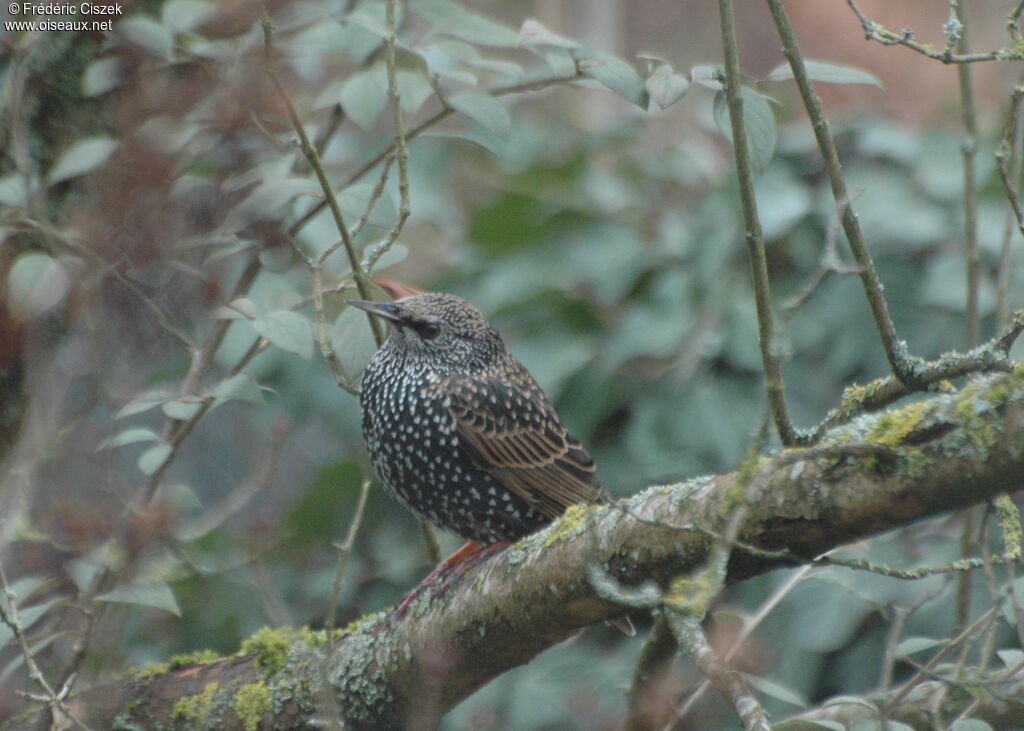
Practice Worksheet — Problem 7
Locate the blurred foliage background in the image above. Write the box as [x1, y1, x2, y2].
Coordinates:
[2, 0, 1024, 728]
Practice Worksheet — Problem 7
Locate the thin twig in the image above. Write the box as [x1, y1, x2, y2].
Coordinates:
[351, 155, 395, 242]
[659, 406, 774, 728]
[883, 605, 999, 715]
[815, 552, 1020, 580]
[674, 565, 814, 724]
[781, 199, 862, 313]
[809, 309, 1024, 439]
[0, 566, 92, 731]
[977, 507, 1003, 673]
[313, 104, 347, 157]
[259, 9, 384, 347]
[879, 579, 952, 691]
[666, 613, 771, 731]
[1010, 1, 1024, 42]
[846, 0, 1017, 63]
[718, 0, 798, 446]
[768, 0, 924, 388]
[311, 265, 360, 395]
[362, 0, 412, 279]
[626, 614, 677, 731]
[955, 0, 981, 349]
[996, 82, 1024, 327]
[326, 477, 373, 632]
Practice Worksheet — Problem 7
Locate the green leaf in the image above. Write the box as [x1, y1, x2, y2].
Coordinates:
[161, 399, 203, 420]
[138, 444, 172, 476]
[997, 648, 1024, 668]
[7, 251, 71, 320]
[472, 57, 523, 78]
[578, 52, 649, 108]
[153, 482, 202, 511]
[449, 92, 511, 141]
[343, 0, 401, 40]
[396, 67, 434, 116]
[66, 541, 115, 591]
[516, 18, 581, 50]
[337, 182, 398, 232]
[894, 636, 942, 657]
[0, 629, 69, 684]
[822, 695, 878, 710]
[740, 672, 806, 707]
[0, 600, 57, 648]
[97, 581, 181, 616]
[712, 86, 777, 172]
[420, 44, 479, 86]
[3, 576, 51, 610]
[340, 64, 388, 132]
[117, 16, 175, 59]
[253, 311, 314, 360]
[0, 174, 36, 207]
[773, 721, 846, 731]
[690, 64, 724, 90]
[161, 0, 216, 34]
[209, 372, 265, 406]
[766, 59, 882, 88]
[98, 427, 161, 450]
[645, 63, 690, 110]
[338, 2, 394, 64]
[188, 37, 235, 61]
[258, 246, 293, 274]
[422, 126, 506, 156]
[211, 297, 259, 320]
[116, 392, 172, 419]
[851, 722, 914, 731]
[543, 49, 577, 77]
[950, 721, 995, 731]
[411, 0, 519, 47]
[222, 177, 322, 232]
[48, 136, 119, 184]
[82, 57, 125, 96]
[332, 304, 380, 381]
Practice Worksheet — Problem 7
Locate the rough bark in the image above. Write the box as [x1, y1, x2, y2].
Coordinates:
[7, 367, 1024, 730]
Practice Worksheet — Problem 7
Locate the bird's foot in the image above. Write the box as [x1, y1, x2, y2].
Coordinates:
[391, 540, 510, 619]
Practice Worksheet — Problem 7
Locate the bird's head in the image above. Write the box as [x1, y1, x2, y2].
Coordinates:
[347, 292, 506, 370]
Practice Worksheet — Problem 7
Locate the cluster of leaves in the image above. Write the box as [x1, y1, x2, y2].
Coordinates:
[1, 0, 1022, 728]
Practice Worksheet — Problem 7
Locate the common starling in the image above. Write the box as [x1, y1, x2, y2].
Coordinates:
[348, 291, 608, 547]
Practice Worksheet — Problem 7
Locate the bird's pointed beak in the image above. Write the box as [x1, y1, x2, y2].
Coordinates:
[346, 299, 402, 323]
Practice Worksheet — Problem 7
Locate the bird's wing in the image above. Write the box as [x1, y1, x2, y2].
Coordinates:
[431, 369, 606, 519]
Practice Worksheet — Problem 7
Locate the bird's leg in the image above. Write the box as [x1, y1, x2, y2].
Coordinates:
[435, 540, 510, 592]
[392, 540, 510, 618]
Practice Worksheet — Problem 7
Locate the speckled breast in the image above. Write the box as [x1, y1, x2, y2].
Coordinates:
[358, 350, 547, 544]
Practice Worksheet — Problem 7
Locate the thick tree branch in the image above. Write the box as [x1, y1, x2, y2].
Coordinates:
[12, 367, 1024, 729]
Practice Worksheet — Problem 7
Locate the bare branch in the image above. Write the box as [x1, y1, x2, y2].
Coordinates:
[845, 0, 1018, 63]
[718, 0, 798, 446]
[326, 476, 372, 632]
[259, 9, 384, 347]
[768, 0, 924, 388]
[668, 613, 770, 731]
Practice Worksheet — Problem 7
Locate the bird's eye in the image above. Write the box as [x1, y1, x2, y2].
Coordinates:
[416, 321, 440, 340]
